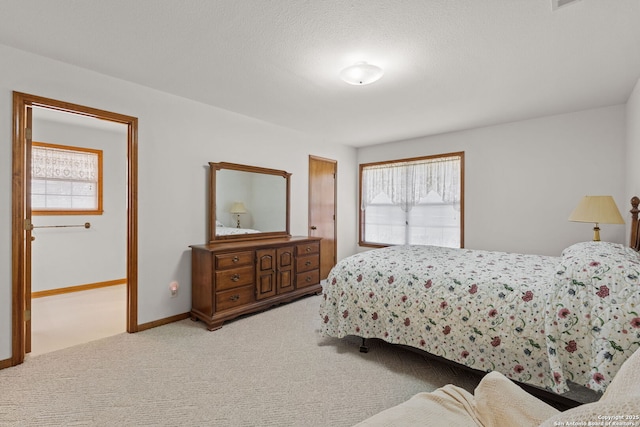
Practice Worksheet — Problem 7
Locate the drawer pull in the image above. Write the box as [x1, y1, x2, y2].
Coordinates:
[305, 246, 312, 252]
[231, 274, 240, 282]
[305, 260, 312, 266]
[229, 294, 240, 301]
[232, 256, 239, 263]
[306, 276, 312, 282]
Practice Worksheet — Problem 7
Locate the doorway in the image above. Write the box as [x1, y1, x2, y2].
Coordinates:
[308, 155, 337, 280]
[30, 107, 128, 355]
[11, 92, 139, 366]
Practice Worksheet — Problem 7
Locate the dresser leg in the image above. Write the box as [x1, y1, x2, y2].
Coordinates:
[207, 321, 224, 331]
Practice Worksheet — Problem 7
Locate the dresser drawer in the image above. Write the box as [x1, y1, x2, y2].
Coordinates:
[215, 251, 253, 269]
[215, 265, 254, 291]
[296, 269, 320, 288]
[296, 254, 319, 273]
[296, 242, 319, 256]
[215, 285, 254, 312]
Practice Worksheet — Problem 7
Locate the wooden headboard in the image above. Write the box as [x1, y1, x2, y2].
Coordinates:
[630, 196, 640, 251]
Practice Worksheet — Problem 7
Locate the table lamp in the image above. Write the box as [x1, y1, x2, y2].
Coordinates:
[230, 202, 247, 228]
[568, 195, 624, 241]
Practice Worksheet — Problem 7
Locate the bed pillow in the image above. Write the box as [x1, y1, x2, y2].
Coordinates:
[561, 240, 640, 262]
[557, 241, 640, 296]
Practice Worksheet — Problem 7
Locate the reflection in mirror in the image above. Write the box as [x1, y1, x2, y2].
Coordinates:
[216, 169, 286, 233]
[209, 162, 291, 242]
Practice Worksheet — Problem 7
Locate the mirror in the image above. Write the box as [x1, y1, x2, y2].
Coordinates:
[209, 162, 291, 242]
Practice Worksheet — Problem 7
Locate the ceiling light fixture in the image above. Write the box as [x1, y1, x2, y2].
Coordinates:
[339, 62, 384, 85]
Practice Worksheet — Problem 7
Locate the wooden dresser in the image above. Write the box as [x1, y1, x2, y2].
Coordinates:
[190, 236, 321, 330]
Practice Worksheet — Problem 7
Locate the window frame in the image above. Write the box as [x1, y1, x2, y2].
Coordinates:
[31, 141, 104, 216]
[359, 151, 465, 248]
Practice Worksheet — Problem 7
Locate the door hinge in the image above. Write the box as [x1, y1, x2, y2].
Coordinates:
[24, 309, 31, 321]
[25, 128, 32, 140]
[25, 218, 34, 231]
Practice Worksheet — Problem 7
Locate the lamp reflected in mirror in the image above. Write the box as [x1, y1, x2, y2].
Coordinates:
[569, 195, 624, 241]
[230, 202, 247, 228]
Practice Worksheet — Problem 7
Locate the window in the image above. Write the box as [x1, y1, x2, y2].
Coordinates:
[359, 152, 464, 248]
[31, 142, 103, 215]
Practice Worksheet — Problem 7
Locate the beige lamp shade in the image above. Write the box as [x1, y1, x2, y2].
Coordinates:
[230, 202, 247, 228]
[568, 195, 624, 241]
[229, 202, 247, 214]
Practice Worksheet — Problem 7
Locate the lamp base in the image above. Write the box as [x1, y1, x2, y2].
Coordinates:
[236, 215, 241, 229]
[592, 225, 600, 241]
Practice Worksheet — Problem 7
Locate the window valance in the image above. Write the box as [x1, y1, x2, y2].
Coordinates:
[32, 145, 98, 182]
[361, 155, 461, 212]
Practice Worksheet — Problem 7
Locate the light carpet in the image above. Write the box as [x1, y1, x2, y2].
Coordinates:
[0, 294, 592, 426]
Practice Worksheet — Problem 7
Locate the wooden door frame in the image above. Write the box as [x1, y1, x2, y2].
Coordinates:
[308, 155, 337, 279]
[11, 91, 139, 366]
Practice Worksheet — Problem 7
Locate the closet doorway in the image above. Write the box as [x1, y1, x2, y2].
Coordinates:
[11, 92, 139, 366]
[308, 155, 337, 280]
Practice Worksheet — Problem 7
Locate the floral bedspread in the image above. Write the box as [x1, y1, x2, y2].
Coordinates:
[319, 243, 640, 394]
[545, 242, 640, 393]
[215, 226, 261, 235]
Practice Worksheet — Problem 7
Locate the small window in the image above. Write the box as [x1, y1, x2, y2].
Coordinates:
[360, 152, 464, 248]
[31, 142, 103, 215]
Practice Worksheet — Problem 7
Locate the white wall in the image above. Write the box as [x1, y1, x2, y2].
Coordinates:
[358, 105, 627, 256]
[250, 174, 287, 231]
[0, 44, 358, 361]
[31, 117, 128, 292]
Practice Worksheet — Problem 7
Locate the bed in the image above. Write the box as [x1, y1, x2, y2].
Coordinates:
[215, 226, 261, 236]
[215, 220, 261, 236]
[319, 197, 640, 396]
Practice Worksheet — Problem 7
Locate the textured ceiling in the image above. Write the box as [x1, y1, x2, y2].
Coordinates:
[1, 0, 639, 147]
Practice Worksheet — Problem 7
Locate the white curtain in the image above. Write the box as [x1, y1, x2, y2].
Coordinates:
[362, 156, 461, 212]
[32, 145, 98, 182]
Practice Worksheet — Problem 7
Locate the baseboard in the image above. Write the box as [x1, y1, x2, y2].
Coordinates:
[32, 278, 127, 298]
[0, 357, 13, 369]
[137, 312, 191, 331]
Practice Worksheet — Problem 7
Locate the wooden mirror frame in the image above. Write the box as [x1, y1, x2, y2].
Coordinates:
[209, 162, 291, 243]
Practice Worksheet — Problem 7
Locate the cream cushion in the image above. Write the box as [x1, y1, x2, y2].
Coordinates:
[354, 372, 559, 427]
[355, 347, 640, 427]
[354, 384, 481, 427]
